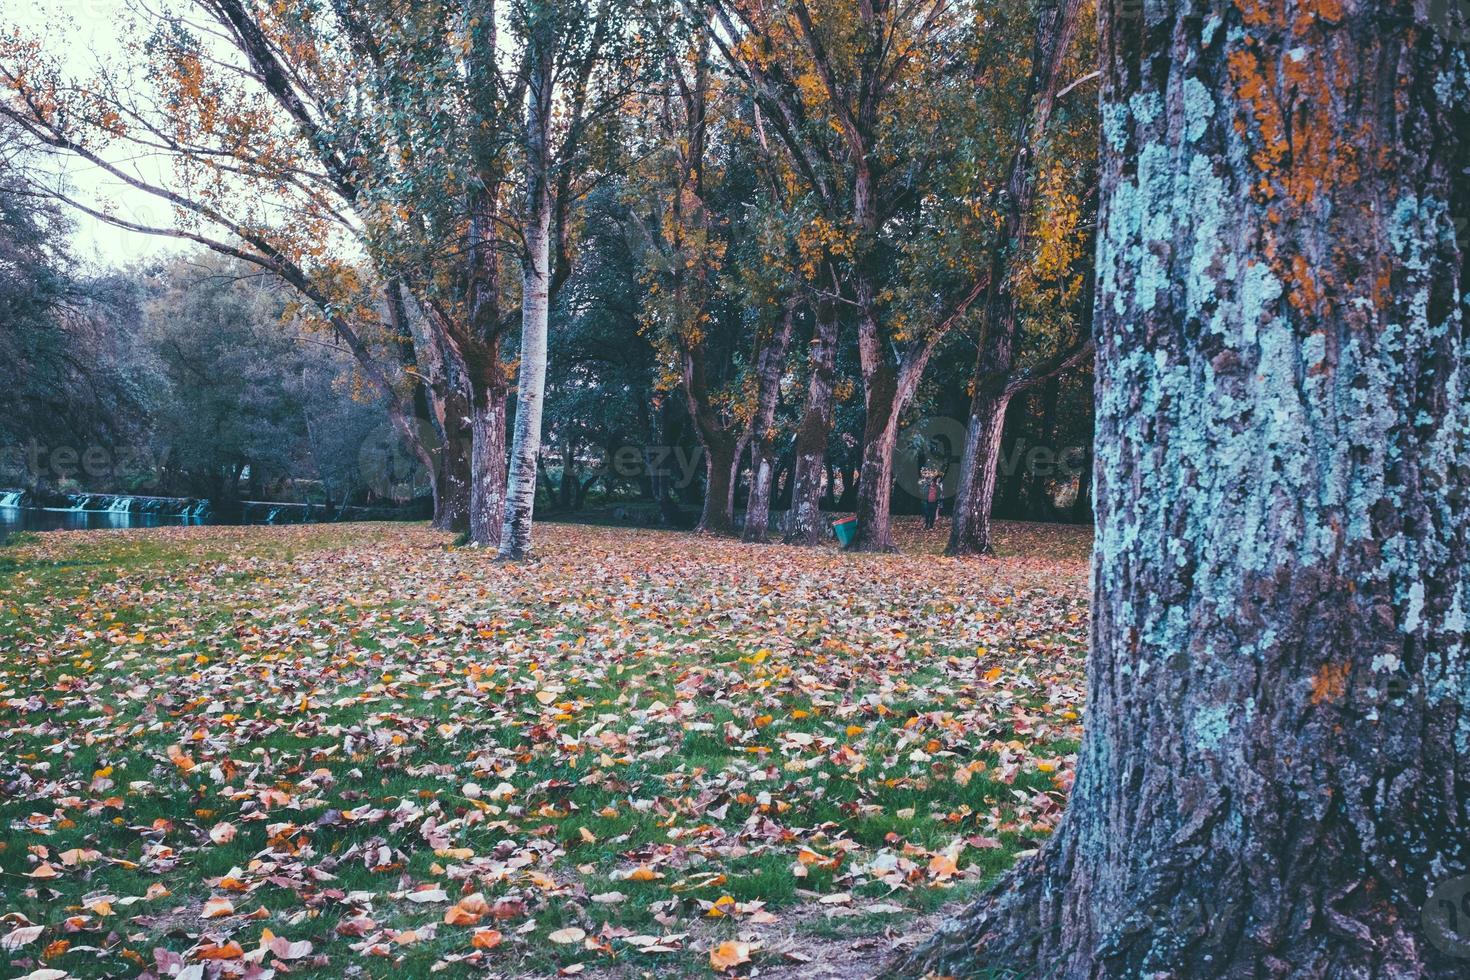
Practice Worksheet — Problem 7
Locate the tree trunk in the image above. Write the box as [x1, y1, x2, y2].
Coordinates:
[946, 387, 1012, 555]
[743, 450, 778, 543]
[497, 30, 554, 561]
[1069, 441, 1093, 524]
[784, 289, 839, 544]
[698, 435, 737, 534]
[432, 384, 473, 532]
[836, 467, 858, 511]
[557, 437, 577, 511]
[727, 432, 748, 527]
[1027, 376, 1060, 519]
[743, 309, 795, 543]
[850, 310, 944, 552]
[848, 362, 901, 551]
[903, 0, 1470, 974]
[467, 382, 507, 547]
[771, 446, 794, 510]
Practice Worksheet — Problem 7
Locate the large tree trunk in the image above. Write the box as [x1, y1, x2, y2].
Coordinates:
[849, 323, 941, 552]
[697, 434, 738, 534]
[432, 383, 473, 532]
[903, 0, 1470, 975]
[743, 447, 778, 543]
[497, 31, 554, 561]
[945, 0, 1084, 555]
[468, 382, 507, 546]
[783, 287, 839, 545]
[848, 362, 901, 552]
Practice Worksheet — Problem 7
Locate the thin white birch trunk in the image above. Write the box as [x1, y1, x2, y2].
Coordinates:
[497, 31, 554, 560]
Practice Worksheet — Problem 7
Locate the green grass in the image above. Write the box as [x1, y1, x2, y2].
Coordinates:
[0, 519, 1090, 977]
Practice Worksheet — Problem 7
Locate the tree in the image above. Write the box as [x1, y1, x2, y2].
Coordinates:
[497, 1, 559, 559]
[0, 2, 455, 523]
[496, 0, 631, 557]
[704, 0, 1020, 551]
[0, 134, 149, 462]
[945, 0, 1096, 556]
[632, 20, 747, 534]
[903, 0, 1470, 973]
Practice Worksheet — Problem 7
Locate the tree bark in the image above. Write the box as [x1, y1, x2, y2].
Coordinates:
[497, 24, 555, 561]
[946, 386, 1012, 554]
[848, 357, 901, 552]
[903, 0, 1470, 974]
[1027, 376, 1061, 519]
[849, 316, 943, 551]
[783, 288, 838, 544]
[468, 382, 507, 546]
[432, 383, 473, 532]
[698, 434, 738, 535]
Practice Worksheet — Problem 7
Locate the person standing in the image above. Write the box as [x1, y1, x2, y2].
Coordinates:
[922, 474, 940, 530]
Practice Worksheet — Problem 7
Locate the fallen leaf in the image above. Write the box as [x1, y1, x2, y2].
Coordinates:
[710, 940, 751, 970]
[471, 928, 503, 950]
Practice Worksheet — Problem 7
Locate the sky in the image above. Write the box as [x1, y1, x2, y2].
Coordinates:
[9, 0, 185, 268]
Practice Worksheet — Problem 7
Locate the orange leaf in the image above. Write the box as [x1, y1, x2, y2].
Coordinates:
[471, 928, 503, 950]
[200, 897, 235, 919]
[195, 940, 244, 960]
[710, 940, 751, 970]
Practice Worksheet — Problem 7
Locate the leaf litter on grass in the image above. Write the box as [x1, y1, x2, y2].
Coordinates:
[0, 518, 1090, 977]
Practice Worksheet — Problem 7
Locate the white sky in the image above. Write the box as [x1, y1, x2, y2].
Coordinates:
[8, 0, 185, 269]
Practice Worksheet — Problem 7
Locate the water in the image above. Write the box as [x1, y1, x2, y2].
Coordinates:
[0, 490, 418, 544]
[0, 505, 202, 543]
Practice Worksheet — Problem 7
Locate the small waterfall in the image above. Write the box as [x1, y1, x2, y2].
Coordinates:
[106, 496, 133, 514]
[68, 494, 91, 512]
[0, 490, 22, 508]
[265, 506, 282, 524]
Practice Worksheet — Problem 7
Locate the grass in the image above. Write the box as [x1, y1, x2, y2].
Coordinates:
[0, 517, 1090, 977]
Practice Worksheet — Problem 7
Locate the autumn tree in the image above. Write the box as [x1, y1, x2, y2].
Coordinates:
[904, 0, 1470, 973]
[631, 14, 801, 536]
[0, 2, 458, 523]
[492, 0, 644, 557]
[703, 0, 1027, 551]
[945, 0, 1098, 556]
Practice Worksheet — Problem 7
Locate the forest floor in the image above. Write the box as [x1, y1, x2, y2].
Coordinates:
[0, 517, 1091, 979]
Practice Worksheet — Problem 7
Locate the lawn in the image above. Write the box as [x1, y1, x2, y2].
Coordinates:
[0, 518, 1090, 978]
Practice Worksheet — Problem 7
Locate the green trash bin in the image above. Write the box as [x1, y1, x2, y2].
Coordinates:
[831, 516, 858, 547]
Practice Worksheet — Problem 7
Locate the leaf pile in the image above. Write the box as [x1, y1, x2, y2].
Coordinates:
[0, 518, 1090, 977]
